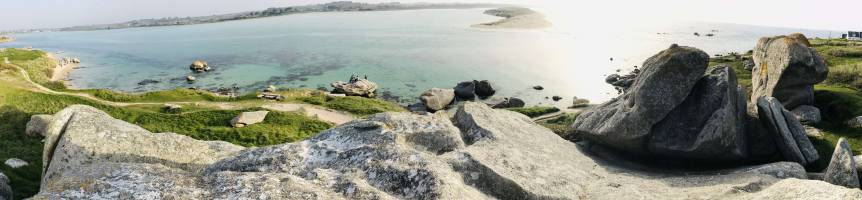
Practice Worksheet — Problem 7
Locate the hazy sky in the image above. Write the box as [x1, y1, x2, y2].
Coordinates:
[1, 0, 860, 31]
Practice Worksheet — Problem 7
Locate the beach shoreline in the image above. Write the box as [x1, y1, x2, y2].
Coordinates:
[47, 52, 79, 85]
[472, 7, 552, 29]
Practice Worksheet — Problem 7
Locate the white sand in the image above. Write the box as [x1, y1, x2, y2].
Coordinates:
[48, 53, 80, 82]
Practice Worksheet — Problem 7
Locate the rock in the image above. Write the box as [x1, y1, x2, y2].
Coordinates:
[491, 97, 525, 109]
[787, 33, 812, 47]
[326, 93, 347, 98]
[532, 85, 544, 90]
[453, 81, 476, 100]
[0, 172, 9, 200]
[846, 116, 862, 128]
[263, 85, 277, 93]
[163, 104, 183, 114]
[855, 155, 862, 184]
[823, 138, 860, 188]
[31, 104, 862, 199]
[25, 114, 53, 137]
[743, 57, 755, 71]
[473, 80, 495, 98]
[756, 97, 819, 166]
[604, 74, 620, 84]
[791, 105, 821, 125]
[189, 60, 210, 72]
[331, 78, 378, 97]
[573, 45, 753, 162]
[137, 79, 160, 86]
[406, 102, 428, 113]
[570, 97, 590, 108]
[647, 65, 748, 161]
[230, 111, 269, 128]
[750, 34, 828, 111]
[808, 172, 825, 180]
[4, 158, 28, 169]
[185, 75, 196, 82]
[551, 96, 563, 101]
[257, 93, 285, 101]
[420, 88, 455, 111]
[804, 125, 824, 137]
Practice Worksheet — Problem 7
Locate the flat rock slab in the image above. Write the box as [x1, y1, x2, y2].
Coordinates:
[230, 111, 269, 128]
[756, 97, 818, 166]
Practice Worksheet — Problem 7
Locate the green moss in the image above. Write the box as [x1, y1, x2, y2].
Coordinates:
[506, 106, 560, 118]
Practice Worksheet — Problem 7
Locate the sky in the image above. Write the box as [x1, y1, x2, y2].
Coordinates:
[1, 0, 860, 31]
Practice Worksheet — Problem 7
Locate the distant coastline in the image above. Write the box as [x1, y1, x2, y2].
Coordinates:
[472, 7, 552, 29]
[0, 36, 12, 43]
[10, 2, 507, 33]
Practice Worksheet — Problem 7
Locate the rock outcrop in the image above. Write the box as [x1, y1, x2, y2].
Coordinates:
[30, 104, 862, 199]
[791, 105, 822, 125]
[420, 88, 455, 111]
[756, 97, 819, 166]
[750, 34, 828, 111]
[823, 138, 860, 188]
[230, 111, 269, 128]
[572, 45, 751, 162]
[453, 81, 476, 100]
[331, 78, 378, 97]
[26, 114, 52, 137]
[189, 60, 211, 72]
[0, 172, 10, 200]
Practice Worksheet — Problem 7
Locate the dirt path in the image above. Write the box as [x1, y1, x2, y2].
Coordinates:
[12, 65, 356, 125]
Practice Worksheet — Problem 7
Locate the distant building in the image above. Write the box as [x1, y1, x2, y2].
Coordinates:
[849, 31, 862, 41]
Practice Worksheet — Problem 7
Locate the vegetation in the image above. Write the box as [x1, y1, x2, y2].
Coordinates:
[506, 106, 560, 118]
[709, 52, 752, 90]
[297, 93, 406, 116]
[537, 112, 581, 135]
[78, 88, 259, 103]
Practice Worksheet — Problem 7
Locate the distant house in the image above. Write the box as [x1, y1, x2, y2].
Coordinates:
[849, 31, 862, 41]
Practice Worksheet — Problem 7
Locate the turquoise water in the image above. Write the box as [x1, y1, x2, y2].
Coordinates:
[0, 8, 834, 106]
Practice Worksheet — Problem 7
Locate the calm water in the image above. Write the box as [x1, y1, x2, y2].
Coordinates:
[0, 8, 835, 106]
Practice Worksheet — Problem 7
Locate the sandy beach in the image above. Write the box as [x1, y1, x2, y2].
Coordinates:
[472, 7, 552, 29]
[0, 36, 12, 43]
[47, 53, 79, 83]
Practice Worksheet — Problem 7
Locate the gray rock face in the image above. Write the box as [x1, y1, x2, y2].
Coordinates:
[756, 97, 819, 166]
[791, 105, 821, 125]
[453, 81, 476, 100]
[230, 111, 269, 128]
[846, 116, 862, 128]
[824, 138, 860, 188]
[0, 172, 10, 200]
[572, 45, 751, 161]
[31, 104, 862, 199]
[420, 88, 455, 111]
[648, 65, 748, 161]
[490, 97, 525, 109]
[750, 34, 828, 111]
[25, 114, 52, 137]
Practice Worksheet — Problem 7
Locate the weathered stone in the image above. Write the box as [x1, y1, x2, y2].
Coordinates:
[31, 103, 862, 199]
[846, 116, 862, 128]
[163, 104, 183, 114]
[230, 111, 269, 128]
[648, 65, 748, 161]
[570, 97, 590, 108]
[4, 158, 28, 169]
[25, 114, 52, 137]
[787, 33, 812, 47]
[823, 138, 860, 188]
[855, 155, 862, 184]
[185, 75, 196, 82]
[264, 85, 277, 92]
[756, 97, 819, 166]
[189, 60, 210, 72]
[473, 80, 495, 98]
[0, 172, 10, 200]
[572, 45, 712, 155]
[331, 79, 378, 97]
[491, 97, 525, 109]
[453, 81, 476, 100]
[791, 105, 821, 125]
[750, 34, 828, 111]
[743, 57, 755, 71]
[551, 96, 563, 101]
[420, 88, 455, 111]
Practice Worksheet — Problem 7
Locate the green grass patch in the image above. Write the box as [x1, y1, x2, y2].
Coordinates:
[78, 88, 259, 103]
[537, 112, 580, 136]
[506, 106, 560, 118]
[295, 93, 406, 116]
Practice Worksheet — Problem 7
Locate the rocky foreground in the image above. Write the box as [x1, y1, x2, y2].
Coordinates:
[13, 102, 860, 199]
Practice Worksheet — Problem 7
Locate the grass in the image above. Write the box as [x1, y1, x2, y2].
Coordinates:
[77, 88, 259, 103]
[296, 93, 406, 116]
[536, 112, 580, 136]
[506, 106, 560, 118]
[709, 52, 752, 90]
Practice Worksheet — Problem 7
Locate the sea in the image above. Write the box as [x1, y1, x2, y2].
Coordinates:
[0, 8, 837, 106]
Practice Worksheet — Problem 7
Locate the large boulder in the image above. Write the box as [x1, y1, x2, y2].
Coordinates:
[572, 45, 751, 161]
[230, 111, 269, 128]
[189, 60, 211, 73]
[823, 138, 860, 188]
[791, 105, 822, 125]
[473, 80, 495, 98]
[453, 81, 476, 100]
[25, 114, 53, 137]
[750, 34, 828, 111]
[0, 172, 9, 200]
[30, 104, 862, 199]
[420, 88, 456, 111]
[490, 97, 525, 109]
[756, 97, 819, 166]
[647, 65, 748, 161]
[331, 79, 378, 97]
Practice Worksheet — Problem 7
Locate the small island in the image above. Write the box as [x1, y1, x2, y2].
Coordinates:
[0, 35, 12, 43]
[472, 7, 552, 29]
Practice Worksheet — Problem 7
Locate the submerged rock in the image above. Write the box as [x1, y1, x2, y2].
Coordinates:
[756, 97, 819, 166]
[230, 111, 269, 128]
[31, 104, 862, 199]
[823, 138, 860, 188]
[750, 34, 828, 111]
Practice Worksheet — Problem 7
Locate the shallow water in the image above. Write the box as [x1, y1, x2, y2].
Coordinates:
[0, 8, 834, 106]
